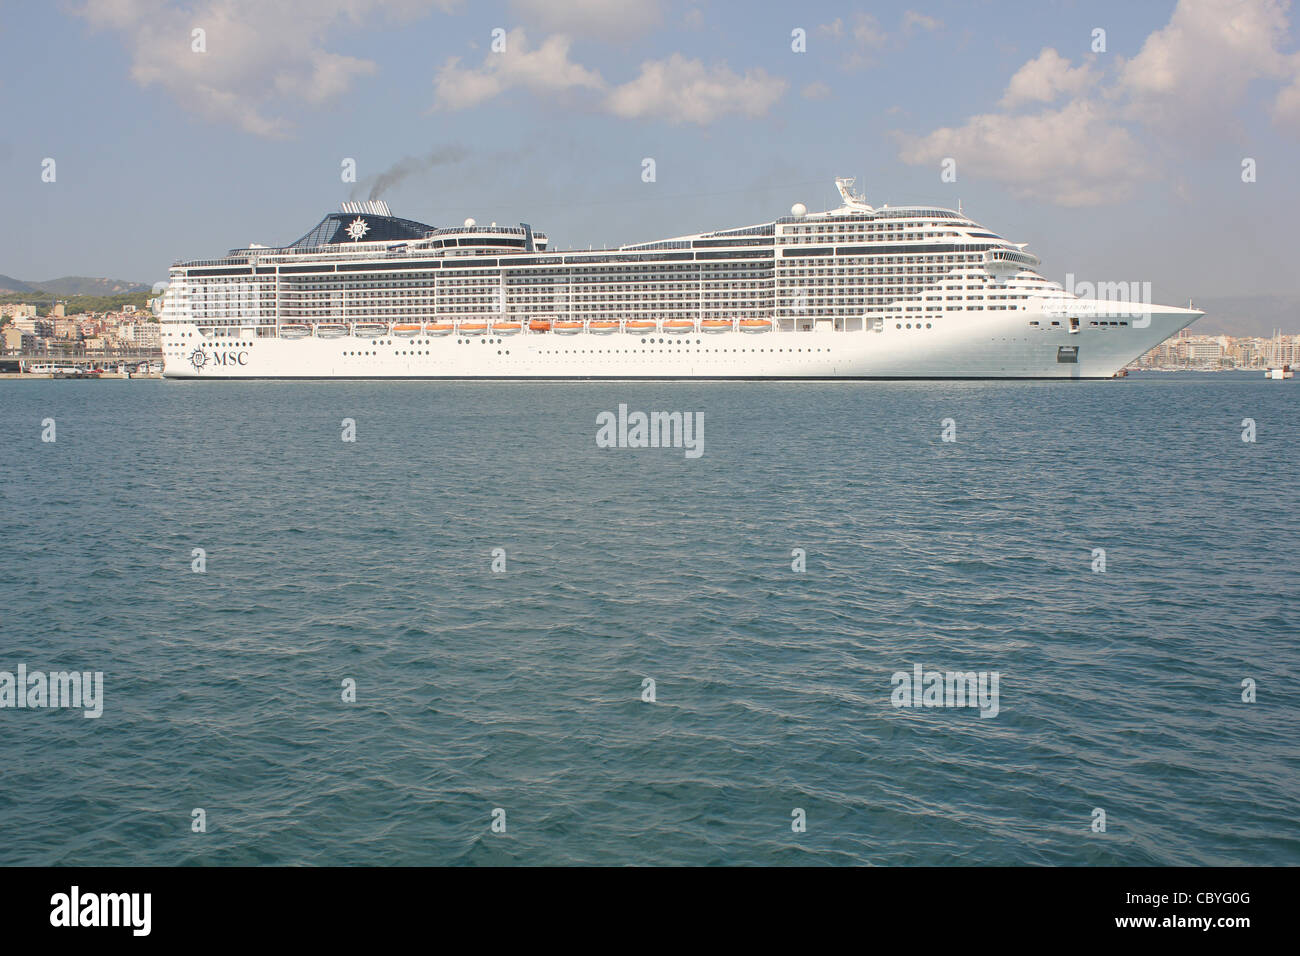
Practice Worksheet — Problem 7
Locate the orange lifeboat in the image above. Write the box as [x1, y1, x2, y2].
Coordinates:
[459, 321, 488, 335]
[739, 318, 773, 333]
[392, 323, 422, 337]
[625, 320, 658, 333]
[588, 320, 618, 334]
[529, 319, 552, 332]
[425, 321, 455, 336]
[701, 319, 732, 333]
[663, 320, 695, 334]
[553, 320, 584, 334]
[492, 321, 522, 335]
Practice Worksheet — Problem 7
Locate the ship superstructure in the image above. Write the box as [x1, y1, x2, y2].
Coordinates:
[160, 182, 1200, 378]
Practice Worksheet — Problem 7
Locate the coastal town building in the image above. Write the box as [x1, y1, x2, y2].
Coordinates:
[1131, 332, 1300, 369]
[1, 305, 162, 357]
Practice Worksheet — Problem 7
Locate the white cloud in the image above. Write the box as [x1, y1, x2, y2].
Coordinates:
[1273, 62, 1300, 128]
[897, 0, 1300, 205]
[604, 54, 787, 124]
[850, 12, 887, 47]
[896, 99, 1151, 206]
[508, 0, 663, 40]
[432, 29, 605, 110]
[75, 0, 456, 138]
[999, 48, 1097, 109]
[802, 80, 832, 101]
[819, 13, 886, 70]
[433, 32, 786, 125]
[1117, 0, 1296, 132]
[901, 11, 943, 34]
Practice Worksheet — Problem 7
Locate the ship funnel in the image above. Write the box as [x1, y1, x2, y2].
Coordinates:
[341, 200, 392, 217]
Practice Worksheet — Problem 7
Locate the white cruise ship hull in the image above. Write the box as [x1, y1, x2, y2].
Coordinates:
[163, 306, 1199, 380]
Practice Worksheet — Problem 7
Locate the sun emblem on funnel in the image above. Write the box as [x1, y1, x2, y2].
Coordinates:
[345, 216, 370, 241]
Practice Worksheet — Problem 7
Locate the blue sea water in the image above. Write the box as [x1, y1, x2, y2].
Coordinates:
[0, 371, 1296, 866]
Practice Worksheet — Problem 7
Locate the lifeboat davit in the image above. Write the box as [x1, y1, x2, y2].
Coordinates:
[392, 323, 422, 337]
[493, 321, 522, 335]
[625, 320, 657, 333]
[459, 321, 488, 335]
[553, 321, 583, 334]
[701, 319, 732, 333]
[280, 324, 311, 339]
[739, 319, 773, 333]
[588, 321, 618, 334]
[425, 321, 455, 335]
[529, 319, 552, 332]
[664, 320, 695, 334]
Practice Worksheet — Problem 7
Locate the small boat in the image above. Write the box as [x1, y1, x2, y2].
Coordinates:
[701, 319, 733, 333]
[664, 320, 695, 334]
[529, 319, 552, 332]
[739, 319, 773, 333]
[588, 321, 618, 334]
[392, 323, 422, 337]
[1266, 365, 1293, 380]
[459, 321, 488, 335]
[492, 321, 522, 335]
[425, 321, 455, 336]
[354, 323, 388, 337]
[625, 320, 658, 333]
[315, 323, 348, 339]
[280, 324, 311, 339]
[553, 321, 584, 334]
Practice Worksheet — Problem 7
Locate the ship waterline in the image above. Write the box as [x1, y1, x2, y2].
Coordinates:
[160, 183, 1201, 380]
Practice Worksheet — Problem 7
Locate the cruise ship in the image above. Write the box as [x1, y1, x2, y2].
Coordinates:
[159, 179, 1200, 379]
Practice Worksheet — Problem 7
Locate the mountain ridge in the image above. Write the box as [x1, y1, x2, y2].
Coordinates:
[1187, 295, 1300, 338]
[0, 275, 151, 296]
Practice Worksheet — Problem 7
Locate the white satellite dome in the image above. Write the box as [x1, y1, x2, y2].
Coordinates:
[464, 217, 476, 227]
[790, 202, 807, 218]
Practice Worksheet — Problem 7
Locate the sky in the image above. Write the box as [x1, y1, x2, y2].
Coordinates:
[2, 0, 1299, 312]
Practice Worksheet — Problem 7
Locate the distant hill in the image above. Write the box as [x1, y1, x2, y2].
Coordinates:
[31, 276, 151, 296]
[0, 274, 35, 294]
[1186, 295, 1300, 337]
[0, 275, 149, 296]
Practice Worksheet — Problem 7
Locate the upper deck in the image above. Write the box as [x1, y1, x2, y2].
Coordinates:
[173, 180, 1037, 272]
[176, 199, 550, 269]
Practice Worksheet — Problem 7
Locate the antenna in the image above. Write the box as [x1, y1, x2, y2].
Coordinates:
[833, 177, 874, 212]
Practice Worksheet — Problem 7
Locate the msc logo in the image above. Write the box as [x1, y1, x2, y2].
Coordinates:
[189, 349, 249, 370]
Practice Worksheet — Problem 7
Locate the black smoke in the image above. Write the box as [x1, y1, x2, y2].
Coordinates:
[352, 145, 470, 201]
